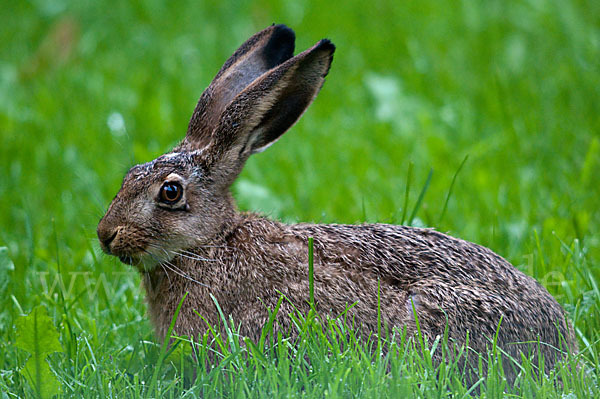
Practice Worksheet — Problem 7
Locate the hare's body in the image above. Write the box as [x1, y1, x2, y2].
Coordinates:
[144, 214, 574, 378]
[98, 24, 576, 384]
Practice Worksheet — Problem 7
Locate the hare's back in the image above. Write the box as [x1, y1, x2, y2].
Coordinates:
[288, 222, 573, 351]
[292, 222, 524, 286]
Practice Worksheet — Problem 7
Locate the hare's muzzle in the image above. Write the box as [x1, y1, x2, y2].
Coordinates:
[97, 224, 118, 254]
[97, 222, 150, 267]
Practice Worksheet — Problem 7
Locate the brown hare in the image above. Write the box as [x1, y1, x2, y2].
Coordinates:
[97, 24, 576, 383]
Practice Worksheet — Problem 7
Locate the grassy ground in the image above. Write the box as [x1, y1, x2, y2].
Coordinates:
[1, 0, 599, 397]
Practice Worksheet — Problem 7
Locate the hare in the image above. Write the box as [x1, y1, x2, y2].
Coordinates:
[97, 24, 576, 383]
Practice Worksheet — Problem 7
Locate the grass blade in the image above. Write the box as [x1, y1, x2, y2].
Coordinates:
[308, 236, 315, 308]
[408, 168, 433, 226]
[438, 155, 468, 224]
[401, 161, 414, 224]
[148, 291, 188, 396]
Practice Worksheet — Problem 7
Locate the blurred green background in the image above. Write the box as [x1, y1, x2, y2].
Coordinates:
[0, 0, 598, 395]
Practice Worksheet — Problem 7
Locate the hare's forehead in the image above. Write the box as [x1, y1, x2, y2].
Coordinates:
[124, 151, 203, 182]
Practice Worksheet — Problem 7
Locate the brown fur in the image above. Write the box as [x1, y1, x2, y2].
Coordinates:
[97, 24, 576, 384]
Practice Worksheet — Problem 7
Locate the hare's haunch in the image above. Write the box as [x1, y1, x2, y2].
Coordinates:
[97, 24, 576, 383]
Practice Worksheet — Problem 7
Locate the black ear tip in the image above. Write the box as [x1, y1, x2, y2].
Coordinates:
[314, 39, 336, 71]
[263, 24, 296, 69]
[316, 39, 336, 54]
[272, 24, 296, 41]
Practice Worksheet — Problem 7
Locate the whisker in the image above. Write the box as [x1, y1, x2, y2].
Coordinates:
[194, 244, 235, 250]
[143, 249, 173, 287]
[144, 246, 211, 289]
[174, 250, 218, 263]
[144, 241, 233, 262]
[160, 263, 173, 287]
[161, 260, 211, 289]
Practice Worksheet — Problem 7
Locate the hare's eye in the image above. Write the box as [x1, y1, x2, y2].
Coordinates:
[160, 182, 183, 204]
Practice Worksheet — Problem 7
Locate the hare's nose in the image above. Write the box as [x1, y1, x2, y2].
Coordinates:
[97, 226, 118, 253]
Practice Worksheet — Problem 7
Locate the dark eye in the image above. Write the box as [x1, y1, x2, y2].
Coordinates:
[159, 182, 183, 204]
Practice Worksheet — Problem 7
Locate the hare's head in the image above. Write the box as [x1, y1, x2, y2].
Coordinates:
[97, 25, 334, 269]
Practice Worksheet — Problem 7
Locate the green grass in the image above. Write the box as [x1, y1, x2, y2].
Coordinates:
[1, 0, 599, 397]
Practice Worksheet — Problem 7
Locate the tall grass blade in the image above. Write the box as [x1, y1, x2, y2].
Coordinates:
[408, 168, 433, 226]
[377, 278, 382, 355]
[401, 161, 413, 224]
[308, 237, 315, 308]
[439, 155, 468, 224]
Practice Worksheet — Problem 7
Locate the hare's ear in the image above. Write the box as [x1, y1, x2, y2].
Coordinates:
[204, 38, 335, 181]
[186, 24, 296, 148]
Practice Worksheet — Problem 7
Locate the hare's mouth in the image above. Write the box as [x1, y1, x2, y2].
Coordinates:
[117, 246, 177, 271]
[118, 253, 160, 272]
